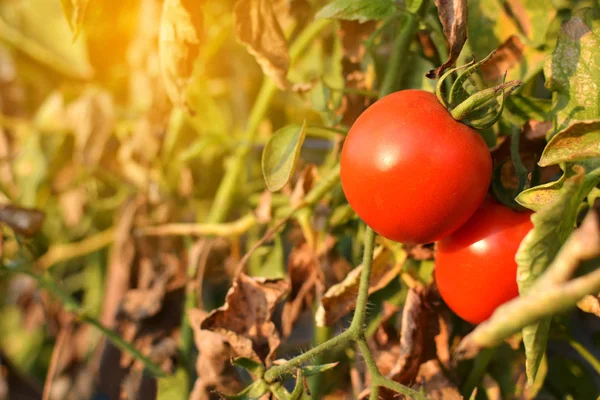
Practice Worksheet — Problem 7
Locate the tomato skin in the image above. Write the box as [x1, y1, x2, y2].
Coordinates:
[435, 198, 533, 324]
[340, 89, 492, 244]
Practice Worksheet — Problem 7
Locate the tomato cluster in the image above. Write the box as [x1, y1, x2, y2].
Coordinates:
[340, 89, 533, 324]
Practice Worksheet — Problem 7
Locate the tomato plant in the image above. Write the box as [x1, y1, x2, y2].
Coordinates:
[435, 197, 533, 324]
[340, 89, 492, 245]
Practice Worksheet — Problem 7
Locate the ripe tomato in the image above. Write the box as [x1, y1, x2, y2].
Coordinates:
[340, 90, 492, 245]
[435, 198, 533, 324]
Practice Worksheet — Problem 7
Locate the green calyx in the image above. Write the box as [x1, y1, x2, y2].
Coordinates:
[435, 50, 522, 129]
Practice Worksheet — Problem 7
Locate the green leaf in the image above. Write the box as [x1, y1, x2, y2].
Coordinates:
[220, 379, 269, 400]
[545, 8, 600, 133]
[301, 362, 339, 377]
[60, 0, 89, 41]
[261, 121, 307, 192]
[157, 367, 188, 400]
[539, 120, 600, 166]
[515, 165, 600, 384]
[232, 357, 265, 378]
[315, 0, 395, 23]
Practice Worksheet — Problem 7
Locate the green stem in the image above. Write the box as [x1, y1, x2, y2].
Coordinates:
[379, 13, 418, 97]
[356, 337, 426, 399]
[460, 347, 496, 397]
[350, 227, 376, 332]
[450, 80, 521, 121]
[264, 329, 354, 382]
[206, 18, 332, 224]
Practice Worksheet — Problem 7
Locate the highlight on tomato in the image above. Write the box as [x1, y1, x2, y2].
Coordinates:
[435, 197, 534, 324]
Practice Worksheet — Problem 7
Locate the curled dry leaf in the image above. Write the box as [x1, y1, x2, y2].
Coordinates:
[201, 273, 289, 365]
[159, 0, 203, 110]
[413, 360, 461, 400]
[189, 309, 243, 400]
[0, 204, 45, 237]
[234, 0, 292, 90]
[255, 190, 272, 224]
[281, 241, 319, 337]
[338, 20, 376, 126]
[118, 271, 170, 321]
[427, 0, 468, 79]
[388, 286, 441, 385]
[316, 245, 405, 327]
[480, 36, 525, 82]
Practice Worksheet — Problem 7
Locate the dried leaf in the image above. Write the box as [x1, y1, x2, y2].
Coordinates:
[389, 287, 439, 384]
[60, 0, 89, 41]
[414, 360, 461, 400]
[316, 245, 405, 327]
[0, 204, 45, 237]
[281, 242, 319, 337]
[201, 274, 289, 365]
[159, 0, 203, 109]
[479, 36, 524, 82]
[577, 294, 600, 317]
[234, 0, 291, 90]
[118, 273, 169, 321]
[254, 190, 272, 224]
[189, 309, 243, 400]
[427, 0, 468, 79]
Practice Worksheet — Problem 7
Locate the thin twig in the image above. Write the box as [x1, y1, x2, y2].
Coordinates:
[137, 213, 257, 237]
[37, 227, 115, 269]
[42, 320, 73, 400]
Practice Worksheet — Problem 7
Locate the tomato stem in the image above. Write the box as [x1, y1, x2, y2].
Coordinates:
[450, 80, 521, 121]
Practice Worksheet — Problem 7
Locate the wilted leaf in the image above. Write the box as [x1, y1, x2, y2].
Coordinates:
[516, 167, 600, 383]
[539, 120, 600, 166]
[159, 0, 203, 109]
[118, 273, 169, 321]
[388, 286, 440, 384]
[262, 122, 307, 192]
[0, 205, 45, 237]
[545, 8, 600, 132]
[201, 274, 289, 365]
[479, 36, 524, 82]
[281, 241, 319, 337]
[427, 0, 468, 79]
[60, 0, 89, 41]
[577, 294, 600, 317]
[315, 0, 395, 23]
[414, 360, 461, 399]
[315, 245, 405, 327]
[189, 309, 242, 400]
[234, 0, 291, 90]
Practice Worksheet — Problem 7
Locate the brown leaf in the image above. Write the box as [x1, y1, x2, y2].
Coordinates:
[234, 0, 291, 90]
[159, 0, 203, 109]
[0, 204, 44, 237]
[189, 309, 243, 400]
[414, 360, 461, 400]
[480, 36, 525, 82]
[405, 243, 435, 261]
[118, 272, 169, 321]
[388, 286, 440, 384]
[281, 242, 319, 337]
[201, 274, 289, 365]
[338, 20, 376, 126]
[290, 164, 318, 207]
[316, 245, 405, 327]
[427, 0, 468, 79]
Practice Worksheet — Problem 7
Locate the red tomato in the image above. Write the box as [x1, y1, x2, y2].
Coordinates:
[435, 198, 533, 324]
[340, 89, 492, 244]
